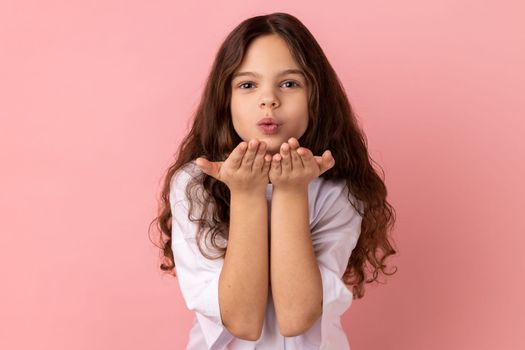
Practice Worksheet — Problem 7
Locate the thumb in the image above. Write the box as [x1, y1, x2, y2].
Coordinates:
[195, 157, 221, 179]
[315, 150, 335, 175]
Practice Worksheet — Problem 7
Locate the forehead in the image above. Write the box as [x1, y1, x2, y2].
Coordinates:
[233, 34, 303, 78]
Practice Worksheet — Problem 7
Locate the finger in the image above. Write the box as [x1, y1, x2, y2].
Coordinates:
[280, 142, 292, 172]
[297, 147, 314, 165]
[229, 142, 248, 169]
[262, 154, 272, 175]
[252, 141, 267, 171]
[290, 147, 303, 169]
[319, 150, 335, 174]
[242, 139, 259, 169]
[195, 157, 222, 179]
[271, 153, 282, 176]
[287, 137, 300, 150]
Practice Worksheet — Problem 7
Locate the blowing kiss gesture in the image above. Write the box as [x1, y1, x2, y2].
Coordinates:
[268, 137, 335, 190]
[195, 137, 335, 192]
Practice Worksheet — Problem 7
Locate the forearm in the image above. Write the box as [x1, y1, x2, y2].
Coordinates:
[270, 186, 322, 337]
[219, 189, 268, 340]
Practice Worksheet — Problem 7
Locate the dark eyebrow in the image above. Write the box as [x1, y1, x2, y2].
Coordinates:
[232, 68, 305, 80]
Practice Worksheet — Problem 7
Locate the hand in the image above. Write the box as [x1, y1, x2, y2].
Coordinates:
[269, 137, 335, 190]
[195, 138, 272, 193]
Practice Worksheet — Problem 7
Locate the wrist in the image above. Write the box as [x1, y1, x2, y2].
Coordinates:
[271, 183, 309, 195]
[230, 186, 268, 199]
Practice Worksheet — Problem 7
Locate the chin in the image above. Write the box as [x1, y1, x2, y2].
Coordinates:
[243, 135, 287, 155]
[260, 141, 280, 153]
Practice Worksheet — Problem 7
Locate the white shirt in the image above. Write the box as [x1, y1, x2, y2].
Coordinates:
[169, 160, 363, 350]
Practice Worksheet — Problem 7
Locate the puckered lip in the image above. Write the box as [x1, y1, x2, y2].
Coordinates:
[257, 117, 281, 126]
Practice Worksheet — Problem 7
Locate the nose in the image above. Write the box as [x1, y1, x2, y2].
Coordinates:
[259, 95, 279, 110]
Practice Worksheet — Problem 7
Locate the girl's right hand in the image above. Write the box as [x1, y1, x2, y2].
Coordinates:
[195, 139, 272, 194]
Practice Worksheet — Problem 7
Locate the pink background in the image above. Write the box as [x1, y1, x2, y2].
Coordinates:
[1, 1, 523, 349]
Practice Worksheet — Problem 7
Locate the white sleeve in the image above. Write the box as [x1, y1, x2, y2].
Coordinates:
[310, 181, 363, 347]
[169, 167, 235, 349]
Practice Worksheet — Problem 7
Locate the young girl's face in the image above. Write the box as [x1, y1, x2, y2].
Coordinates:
[230, 34, 309, 156]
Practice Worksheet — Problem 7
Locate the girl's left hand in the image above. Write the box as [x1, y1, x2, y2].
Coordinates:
[269, 137, 335, 190]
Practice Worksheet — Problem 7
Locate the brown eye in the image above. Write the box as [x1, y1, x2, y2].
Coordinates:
[282, 81, 299, 88]
[238, 82, 255, 89]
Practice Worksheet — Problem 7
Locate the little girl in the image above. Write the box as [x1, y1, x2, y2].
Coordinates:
[152, 12, 397, 350]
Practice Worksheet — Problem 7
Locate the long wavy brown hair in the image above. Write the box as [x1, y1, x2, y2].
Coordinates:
[149, 12, 398, 299]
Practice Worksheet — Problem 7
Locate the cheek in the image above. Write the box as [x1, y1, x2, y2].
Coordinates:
[230, 96, 242, 123]
[231, 94, 256, 117]
[296, 98, 309, 133]
[231, 94, 252, 113]
[288, 95, 309, 124]
[230, 96, 254, 136]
